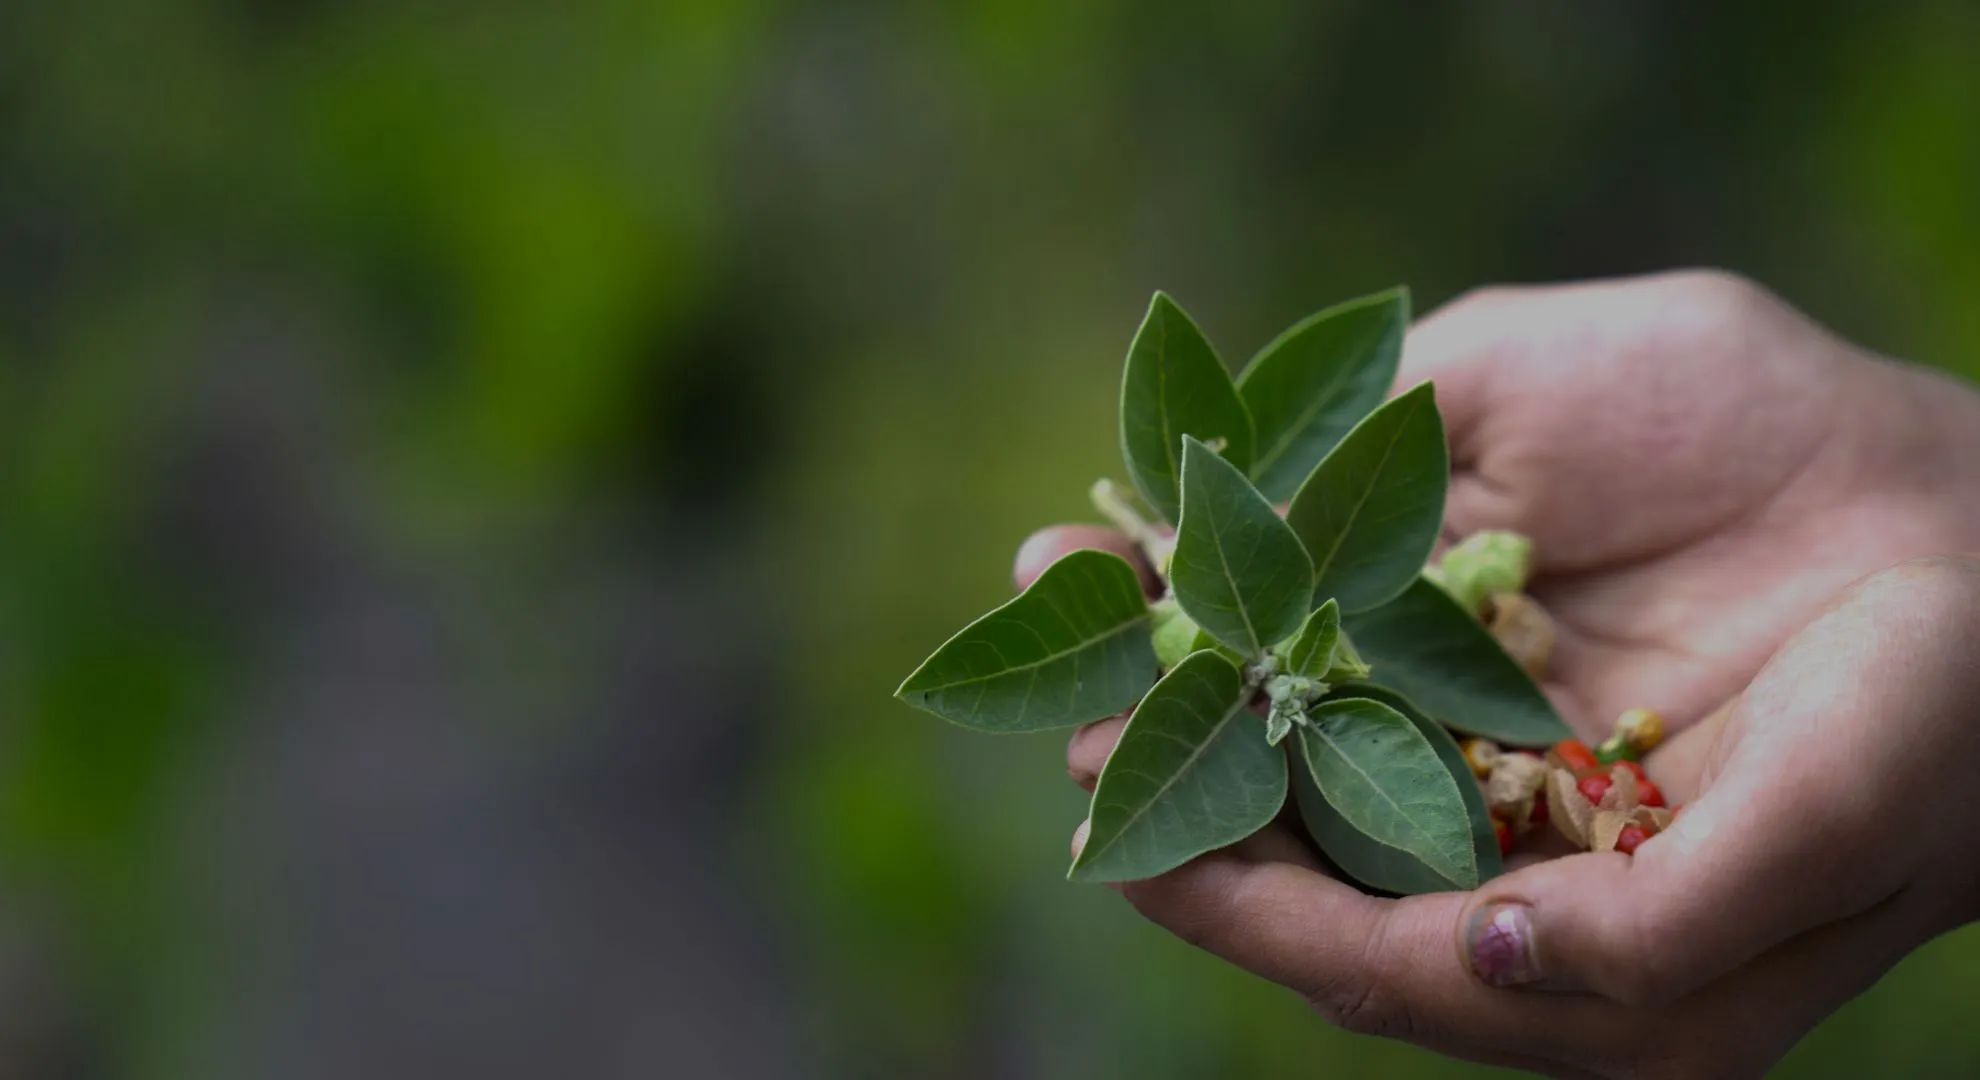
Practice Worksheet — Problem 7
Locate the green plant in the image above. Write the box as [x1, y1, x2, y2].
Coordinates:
[894, 289, 1571, 894]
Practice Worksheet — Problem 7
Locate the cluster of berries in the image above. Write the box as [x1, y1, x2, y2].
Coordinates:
[1462, 707, 1677, 857]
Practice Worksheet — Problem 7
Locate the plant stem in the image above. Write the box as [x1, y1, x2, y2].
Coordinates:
[1089, 478, 1176, 577]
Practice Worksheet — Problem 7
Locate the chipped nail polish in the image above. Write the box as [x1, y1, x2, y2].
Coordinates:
[1467, 903, 1540, 987]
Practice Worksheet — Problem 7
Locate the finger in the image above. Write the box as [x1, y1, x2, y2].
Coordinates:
[1066, 716, 1126, 792]
[1400, 294, 1563, 566]
[1079, 818, 1923, 1080]
[1463, 866, 1929, 1080]
[1014, 524, 1160, 595]
[1072, 828, 1608, 1054]
[1398, 286, 1540, 468]
[1460, 735, 1887, 1005]
[1461, 570, 1944, 1004]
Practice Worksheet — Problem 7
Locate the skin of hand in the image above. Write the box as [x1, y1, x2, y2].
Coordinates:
[1015, 269, 1980, 1077]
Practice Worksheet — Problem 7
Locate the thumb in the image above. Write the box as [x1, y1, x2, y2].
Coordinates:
[1457, 771, 1877, 1005]
[1462, 558, 1980, 1003]
[1459, 645, 1916, 1003]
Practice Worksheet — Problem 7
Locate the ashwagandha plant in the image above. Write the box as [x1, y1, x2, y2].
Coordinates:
[894, 289, 1572, 894]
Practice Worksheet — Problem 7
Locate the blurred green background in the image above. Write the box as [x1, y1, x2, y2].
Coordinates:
[2, 2, 1978, 1077]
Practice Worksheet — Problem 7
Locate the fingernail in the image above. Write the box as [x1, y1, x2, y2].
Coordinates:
[1466, 903, 1540, 987]
[1070, 819, 1090, 858]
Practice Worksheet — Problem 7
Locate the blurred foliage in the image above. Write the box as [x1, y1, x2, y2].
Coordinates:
[1, 0, 1978, 1077]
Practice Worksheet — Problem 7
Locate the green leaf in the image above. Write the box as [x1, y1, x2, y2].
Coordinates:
[1284, 383, 1448, 613]
[1239, 288, 1410, 502]
[1118, 293, 1255, 523]
[1294, 696, 1477, 889]
[1170, 436, 1313, 656]
[1292, 684, 1500, 894]
[896, 550, 1157, 732]
[1339, 577, 1571, 745]
[1281, 599, 1341, 676]
[1325, 627, 1372, 682]
[1071, 651, 1286, 882]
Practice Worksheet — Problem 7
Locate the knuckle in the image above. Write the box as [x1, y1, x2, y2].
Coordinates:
[1298, 922, 1412, 1039]
[1443, 283, 1530, 318]
[1662, 266, 1764, 308]
[1591, 924, 1686, 1007]
[1600, 961, 1682, 1008]
[1656, 267, 1771, 329]
[1621, 267, 1780, 359]
[1302, 975, 1390, 1037]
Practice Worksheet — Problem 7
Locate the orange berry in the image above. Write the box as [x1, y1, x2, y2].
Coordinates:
[1553, 739, 1600, 772]
[1577, 774, 1613, 805]
[1615, 825, 1649, 855]
[1638, 779, 1666, 808]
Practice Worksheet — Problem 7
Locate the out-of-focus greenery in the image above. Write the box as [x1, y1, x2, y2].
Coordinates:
[2, 2, 1978, 1077]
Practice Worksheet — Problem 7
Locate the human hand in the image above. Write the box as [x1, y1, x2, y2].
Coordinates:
[1019, 270, 1980, 1076]
[1053, 553, 1980, 1079]
[1029, 266, 1980, 831]
[1398, 269, 1980, 738]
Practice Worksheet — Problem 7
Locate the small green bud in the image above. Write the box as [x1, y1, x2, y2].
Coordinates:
[1431, 530, 1534, 616]
[1593, 734, 1637, 763]
[1150, 597, 1201, 669]
[1152, 596, 1250, 669]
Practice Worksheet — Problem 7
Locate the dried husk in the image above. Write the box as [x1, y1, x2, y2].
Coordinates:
[1484, 592, 1556, 678]
[1485, 752, 1549, 833]
[1633, 806, 1675, 832]
[1462, 737, 1502, 778]
[1599, 764, 1640, 811]
[1590, 809, 1633, 853]
[1548, 767, 1595, 848]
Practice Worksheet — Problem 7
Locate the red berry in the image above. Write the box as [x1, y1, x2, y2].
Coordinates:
[1615, 825, 1649, 855]
[1553, 739, 1600, 772]
[1494, 817, 1514, 856]
[1577, 774, 1613, 805]
[1616, 760, 1649, 783]
[1530, 789, 1550, 825]
[1638, 779, 1666, 808]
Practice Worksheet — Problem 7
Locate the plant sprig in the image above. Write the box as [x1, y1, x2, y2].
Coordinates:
[895, 288, 1571, 894]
